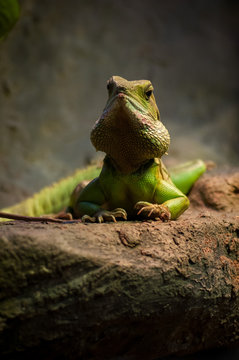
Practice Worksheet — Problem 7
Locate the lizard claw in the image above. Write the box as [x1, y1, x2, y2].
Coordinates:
[82, 208, 127, 223]
[81, 215, 97, 223]
[134, 201, 171, 221]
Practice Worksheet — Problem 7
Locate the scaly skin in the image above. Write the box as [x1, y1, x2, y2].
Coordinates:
[0, 165, 101, 221]
[68, 76, 206, 222]
[0, 159, 205, 222]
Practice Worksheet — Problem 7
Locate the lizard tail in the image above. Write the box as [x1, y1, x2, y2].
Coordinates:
[0, 164, 100, 222]
[169, 159, 207, 195]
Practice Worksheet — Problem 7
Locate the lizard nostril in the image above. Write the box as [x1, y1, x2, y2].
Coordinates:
[117, 92, 125, 99]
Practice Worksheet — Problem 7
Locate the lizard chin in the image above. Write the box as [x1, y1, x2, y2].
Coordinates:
[91, 92, 170, 174]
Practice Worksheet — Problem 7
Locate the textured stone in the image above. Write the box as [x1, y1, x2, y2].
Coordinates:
[0, 170, 238, 359]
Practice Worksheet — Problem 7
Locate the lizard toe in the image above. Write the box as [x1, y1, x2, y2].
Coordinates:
[135, 201, 171, 221]
[82, 208, 127, 223]
[81, 215, 97, 223]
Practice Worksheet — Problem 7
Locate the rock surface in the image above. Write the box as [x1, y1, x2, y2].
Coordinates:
[0, 170, 238, 360]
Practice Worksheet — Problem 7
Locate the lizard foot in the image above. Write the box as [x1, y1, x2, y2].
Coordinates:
[82, 208, 127, 223]
[135, 201, 171, 221]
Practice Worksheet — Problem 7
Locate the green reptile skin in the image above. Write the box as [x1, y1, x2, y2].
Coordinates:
[0, 159, 205, 221]
[0, 165, 101, 220]
[68, 76, 206, 222]
[0, 76, 206, 223]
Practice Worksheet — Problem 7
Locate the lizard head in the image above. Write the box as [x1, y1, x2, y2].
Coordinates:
[91, 76, 170, 173]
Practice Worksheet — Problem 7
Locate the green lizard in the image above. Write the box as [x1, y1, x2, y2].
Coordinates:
[0, 76, 206, 223]
[67, 76, 206, 222]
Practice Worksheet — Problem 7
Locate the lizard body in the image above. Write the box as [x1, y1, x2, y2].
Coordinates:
[68, 76, 206, 222]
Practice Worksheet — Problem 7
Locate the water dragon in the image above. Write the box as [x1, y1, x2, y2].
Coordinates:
[0, 76, 206, 223]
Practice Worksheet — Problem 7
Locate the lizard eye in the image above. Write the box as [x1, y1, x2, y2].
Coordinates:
[107, 80, 113, 92]
[145, 89, 153, 99]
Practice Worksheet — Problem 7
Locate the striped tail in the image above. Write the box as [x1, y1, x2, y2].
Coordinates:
[0, 164, 100, 221]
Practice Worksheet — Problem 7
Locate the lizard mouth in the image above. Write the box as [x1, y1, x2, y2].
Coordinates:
[105, 92, 151, 118]
[91, 91, 170, 170]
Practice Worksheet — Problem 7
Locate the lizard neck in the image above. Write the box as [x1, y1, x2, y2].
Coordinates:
[104, 155, 158, 175]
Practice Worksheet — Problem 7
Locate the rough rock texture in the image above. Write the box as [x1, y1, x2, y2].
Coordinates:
[190, 168, 239, 213]
[0, 170, 239, 360]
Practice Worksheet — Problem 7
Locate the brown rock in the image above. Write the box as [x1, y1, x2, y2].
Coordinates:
[189, 169, 239, 212]
[0, 170, 239, 360]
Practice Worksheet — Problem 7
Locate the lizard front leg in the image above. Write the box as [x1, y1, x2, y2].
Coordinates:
[69, 177, 127, 223]
[135, 180, 189, 221]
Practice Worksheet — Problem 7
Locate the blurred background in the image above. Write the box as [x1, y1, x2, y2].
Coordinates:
[0, 0, 238, 207]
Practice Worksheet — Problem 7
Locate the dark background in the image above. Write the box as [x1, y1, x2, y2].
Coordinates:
[0, 0, 238, 208]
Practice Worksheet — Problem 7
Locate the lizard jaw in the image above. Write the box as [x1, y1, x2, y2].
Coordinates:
[91, 90, 170, 173]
